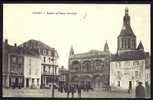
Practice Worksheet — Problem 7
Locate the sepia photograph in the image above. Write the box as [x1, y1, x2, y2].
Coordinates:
[2, 4, 151, 98]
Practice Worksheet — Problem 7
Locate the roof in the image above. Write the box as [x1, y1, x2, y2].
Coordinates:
[19, 39, 59, 57]
[111, 50, 149, 61]
[19, 39, 54, 50]
[4, 43, 40, 57]
[69, 49, 110, 59]
[118, 25, 136, 37]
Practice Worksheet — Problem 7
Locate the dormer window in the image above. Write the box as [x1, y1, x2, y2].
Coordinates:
[43, 49, 46, 55]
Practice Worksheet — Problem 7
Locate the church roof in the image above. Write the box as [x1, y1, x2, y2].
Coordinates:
[111, 50, 149, 61]
[69, 49, 110, 59]
[118, 8, 136, 38]
[118, 25, 136, 37]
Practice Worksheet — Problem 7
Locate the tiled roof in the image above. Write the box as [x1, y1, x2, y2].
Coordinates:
[6, 44, 40, 56]
[19, 39, 54, 50]
[111, 50, 149, 61]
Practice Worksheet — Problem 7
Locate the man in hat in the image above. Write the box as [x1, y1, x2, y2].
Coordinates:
[135, 82, 145, 98]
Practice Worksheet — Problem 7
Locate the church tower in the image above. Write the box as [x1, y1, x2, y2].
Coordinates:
[104, 40, 109, 52]
[117, 7, 136, 53]
[69, 45, 74, 56]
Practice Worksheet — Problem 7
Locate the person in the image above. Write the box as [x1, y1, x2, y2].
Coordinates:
[128, 83, 132, 94]
[66, 84, 70, 98]
[71, 84, 75, 98]
[78, 85, 82, 98]
[135, 82, 145, 98]
[145, 81, 150, 97]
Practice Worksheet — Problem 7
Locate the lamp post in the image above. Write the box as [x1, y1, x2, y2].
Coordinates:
[51, 48, 55, 98]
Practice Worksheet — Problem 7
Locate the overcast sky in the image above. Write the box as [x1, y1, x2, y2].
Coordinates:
[3, 4, 150, 69]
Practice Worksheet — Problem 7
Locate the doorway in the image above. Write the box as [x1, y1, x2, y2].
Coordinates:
[26, 78, 29, 88]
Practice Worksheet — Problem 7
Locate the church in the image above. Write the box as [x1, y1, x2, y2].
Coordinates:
[110, 7, 150, 89]
[68, 42, 111, 89]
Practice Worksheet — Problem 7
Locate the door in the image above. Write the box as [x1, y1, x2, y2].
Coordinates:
[129, 81, 132, 89]
[15, 77, 18, 87]
[117, 81, 120, 87]
[26, 78, 29, 88]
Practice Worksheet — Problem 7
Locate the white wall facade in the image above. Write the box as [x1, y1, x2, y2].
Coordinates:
[24, 55, 41, 88]
[110, 59, 146, 89]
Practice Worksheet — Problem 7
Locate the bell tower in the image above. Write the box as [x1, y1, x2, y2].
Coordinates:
[117, 7, 136, 53]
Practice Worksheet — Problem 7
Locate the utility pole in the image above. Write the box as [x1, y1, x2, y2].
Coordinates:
[52, 48, 55, 98]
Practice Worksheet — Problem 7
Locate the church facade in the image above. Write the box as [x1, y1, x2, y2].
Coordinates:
[110, 8, 150, 89]
[68, 42, 111, 89]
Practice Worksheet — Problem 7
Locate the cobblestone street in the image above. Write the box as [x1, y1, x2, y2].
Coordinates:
[3, 88, 149, 98]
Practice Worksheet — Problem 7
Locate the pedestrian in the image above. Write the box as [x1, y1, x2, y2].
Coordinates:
[66, 84, 70, 98]
[128, 83, 132, 94]
[135, 82, 145, 98]
[145, 82, 150, 97]
[78, 85, 82, 98]
[71, 84, 75, 98]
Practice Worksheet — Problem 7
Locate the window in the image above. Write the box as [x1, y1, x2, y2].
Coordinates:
[18, 57, 23, 64]
[43, 49, 46, 55]
[32, 78, 34, 83]
[19, 64, 22, 68]
[128, 39, 130, 48]
[43, 65, 46, 72]
[12, 56, 17, 63]
[44, 57, 46, 62]
[118, 81, 120, 87]
[135, 71, 139, 79]
[122, 39, 124, 48]
[124, 62, 130, 67]
[48, 57, 51, 63]
[37, 79, 39, 86]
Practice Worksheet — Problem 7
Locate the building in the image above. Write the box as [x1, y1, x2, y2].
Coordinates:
[58, 66, 69, 86]
[19, 39, 59, 88]
[3, 40, 24, 88]
[110, 8, 150, 89]
[68, 42, 111, 89]
[24, 54, 41, 88]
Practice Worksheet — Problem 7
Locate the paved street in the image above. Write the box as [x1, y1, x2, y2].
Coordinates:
[3, 87, 150, 98]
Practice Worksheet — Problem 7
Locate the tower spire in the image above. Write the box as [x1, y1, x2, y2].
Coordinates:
[104, 40, 109, 52]
[69, 45, 74, 56]
[137, 40, 144, 51]
[123, 7, 130, 25]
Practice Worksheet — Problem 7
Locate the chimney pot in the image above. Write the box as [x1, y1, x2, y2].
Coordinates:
[14, 43, 17, 47]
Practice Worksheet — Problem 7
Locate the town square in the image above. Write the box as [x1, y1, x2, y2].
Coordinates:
[2, 4, 150, 98]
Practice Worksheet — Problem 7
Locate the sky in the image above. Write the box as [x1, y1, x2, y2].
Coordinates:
[3, 4, 150, 69]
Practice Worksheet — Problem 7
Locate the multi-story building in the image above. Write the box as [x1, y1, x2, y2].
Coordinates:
[68, 42, 111, 89]
[3, 39, 24, 88]
[24, 54, 41, 88]
[19, 39, 59, 88]
[110, 8, 150, 89]
[58, 66, 69, 86]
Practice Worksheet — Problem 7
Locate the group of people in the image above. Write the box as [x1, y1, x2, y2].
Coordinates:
[57, 83, 93, 98]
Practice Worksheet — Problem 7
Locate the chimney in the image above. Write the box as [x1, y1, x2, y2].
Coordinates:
[14, 43, 17, 47]
[5, 39, 8, 44]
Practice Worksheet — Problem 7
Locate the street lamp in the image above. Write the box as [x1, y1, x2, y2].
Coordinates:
[51, 48, 55, 98]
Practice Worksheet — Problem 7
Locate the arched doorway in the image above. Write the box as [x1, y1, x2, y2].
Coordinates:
[93, 75, 103, 89]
